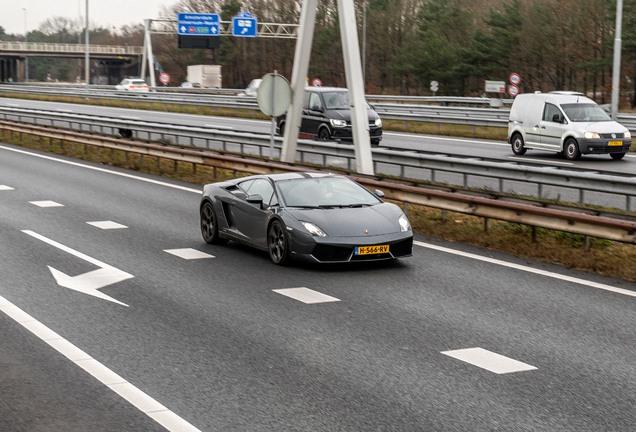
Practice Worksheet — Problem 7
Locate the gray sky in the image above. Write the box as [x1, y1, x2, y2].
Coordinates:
[3, 1, 171, 36]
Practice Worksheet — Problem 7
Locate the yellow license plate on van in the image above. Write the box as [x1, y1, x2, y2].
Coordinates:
[608, 141, 622, 146]
[355, 245, 389, 255]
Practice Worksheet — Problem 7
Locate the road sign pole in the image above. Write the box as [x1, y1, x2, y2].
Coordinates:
[611, 0, 623, 120]
[270, 70, 277, 160]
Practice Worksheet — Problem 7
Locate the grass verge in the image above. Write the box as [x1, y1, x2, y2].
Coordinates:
[2, 130, 636, 283]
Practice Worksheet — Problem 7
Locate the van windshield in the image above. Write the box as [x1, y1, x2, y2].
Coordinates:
[322, 91, 371, 110]
[562, 104, 611, 122]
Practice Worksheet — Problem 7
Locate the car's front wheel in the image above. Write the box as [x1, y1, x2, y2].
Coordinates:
[200, 202, 228, 245]
[268, 220, 290, 265]
[564, 138, 581, 160]
[318, 127, 331, 141]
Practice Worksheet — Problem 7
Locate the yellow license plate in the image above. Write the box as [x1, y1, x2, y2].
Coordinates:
[608, 141, 622, 146]
[355, 245, 389, 255]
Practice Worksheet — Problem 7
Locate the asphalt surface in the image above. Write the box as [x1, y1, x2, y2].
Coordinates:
[2, 142, 636, 431]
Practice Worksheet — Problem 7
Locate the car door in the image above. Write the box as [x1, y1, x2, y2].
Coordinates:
[301, 92, 324, 138]
[540, 103, 565, 150]
[231, 179, 277, 247]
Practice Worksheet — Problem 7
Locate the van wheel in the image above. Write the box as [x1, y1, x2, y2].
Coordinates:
[511, 134, 526, 155]
[564, 138, 581, 160]
[278, 122, 285, 137]
[318, 127, 331, 141]
[610, 152, 626, 160]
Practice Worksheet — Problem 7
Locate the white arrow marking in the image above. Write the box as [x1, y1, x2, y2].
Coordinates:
[22, 230, 133, 307]
[241, 28, 248, 34]
[180, 26, 186, 32]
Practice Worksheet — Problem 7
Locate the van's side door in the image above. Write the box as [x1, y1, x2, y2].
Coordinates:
[522, 97, 545, 148]
[540, 103, 565, 150]
[301, 92, 325, 138]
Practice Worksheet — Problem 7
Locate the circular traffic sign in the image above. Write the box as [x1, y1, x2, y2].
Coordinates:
[159, 73, 170, 84]
[509, 73, 520, 85]
[508, 84, 519, 97]
[312, 78, 322, 87]
[257, 73, 292, 117]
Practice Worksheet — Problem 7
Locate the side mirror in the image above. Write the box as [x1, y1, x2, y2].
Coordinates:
[246, 194, 264, 207]
[374, 189, 385, 198]
[312, 105, 323, 112]
[552, 113, 563, 123]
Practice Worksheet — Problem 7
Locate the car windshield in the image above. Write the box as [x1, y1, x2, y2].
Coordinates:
[322, 91, 371, 110]
[277, 176, 382, 208]
[562, 103, 611, 122]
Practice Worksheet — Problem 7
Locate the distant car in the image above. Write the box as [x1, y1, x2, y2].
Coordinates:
[200, 172, 413, 265]
[115, 78, 149, 92]
[238, 78, 262, 97]
[180, 82, 204, 88]
[276, 86, 383, 145]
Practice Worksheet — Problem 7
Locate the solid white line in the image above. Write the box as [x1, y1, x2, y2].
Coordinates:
[0, 145, 201, 194]
[507, 156, 573, 166]
[414, 240, 636, 298]
[0, 294, 202, 432]
[383, 132, 508, 146]
[273, 288, 341, 304]
[119, 115, 140, 120]
[204, 124, 234, 130]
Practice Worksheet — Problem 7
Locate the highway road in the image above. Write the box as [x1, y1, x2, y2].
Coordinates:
[2, 142, 636, 431]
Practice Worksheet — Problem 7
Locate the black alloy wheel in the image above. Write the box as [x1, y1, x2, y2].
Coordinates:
[318, 127, 331, 141]
[511, 134, 526, 155]
[564, 138, 581, 160]
[200, 202, 227, 244]
[268, 220, 290, 265]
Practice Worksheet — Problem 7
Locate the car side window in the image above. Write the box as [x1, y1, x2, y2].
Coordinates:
[543, 103, 562, 122]
[246, 179, 277, 206]
[309, 93, 322, 111]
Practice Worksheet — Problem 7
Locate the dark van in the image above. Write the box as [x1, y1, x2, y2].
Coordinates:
[276, 86, 383, 145]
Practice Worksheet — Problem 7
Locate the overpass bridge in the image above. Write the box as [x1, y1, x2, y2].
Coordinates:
[0, 42, 144, 82]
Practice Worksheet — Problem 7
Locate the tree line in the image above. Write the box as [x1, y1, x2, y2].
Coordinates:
[4, 0, 636, 107]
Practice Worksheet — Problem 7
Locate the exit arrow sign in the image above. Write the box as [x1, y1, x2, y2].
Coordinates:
[22, 230, 133, 307]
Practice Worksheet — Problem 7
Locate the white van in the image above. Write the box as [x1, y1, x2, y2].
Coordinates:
[507, 92, 632, 160]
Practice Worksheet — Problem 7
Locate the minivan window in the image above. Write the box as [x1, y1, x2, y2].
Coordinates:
[323, 92, 349, 109]
[308, 93, 322, 111]
[562, 103, 611, 122]
[543, 103, 562, 122]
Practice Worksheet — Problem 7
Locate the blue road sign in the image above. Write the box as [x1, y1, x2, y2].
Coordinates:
[232, 17, 257, 37]
[177, 13, 220, 36]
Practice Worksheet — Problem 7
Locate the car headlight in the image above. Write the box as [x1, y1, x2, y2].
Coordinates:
[301, 222, 327, 237]
[398, 214, 410, 232]
[375, 118, 382, 127]
[330, 119, 347, 128]
[584, 131, 600, 139]
[625, 131, 631, 138]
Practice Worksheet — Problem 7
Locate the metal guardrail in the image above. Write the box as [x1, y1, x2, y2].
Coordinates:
[1, 105, 635, 214]
[2, 119, 636, 244]
[6, 83, 636, 133]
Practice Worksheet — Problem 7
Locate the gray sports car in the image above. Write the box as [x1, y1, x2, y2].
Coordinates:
[199, 172, 413, 265]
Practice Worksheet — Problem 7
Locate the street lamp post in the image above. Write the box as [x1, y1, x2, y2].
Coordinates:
[22, 8, 28, 82]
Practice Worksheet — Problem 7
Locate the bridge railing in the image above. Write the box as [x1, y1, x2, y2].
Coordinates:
[0, 42, 143, 55]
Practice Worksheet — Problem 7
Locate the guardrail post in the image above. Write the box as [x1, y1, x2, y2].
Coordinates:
[441, 209, 447, 223]
[538, 183, 543, 199]
[499, 178, 504, 193]
[404, 120, 407, 130]
[484, 217, 490, 232]
[463, 173, 468, 189]
[532, 226, 537, 243]
[627, 196, 632, 214]
[579, 189, 585, 207]
[403, 202, 409, 217]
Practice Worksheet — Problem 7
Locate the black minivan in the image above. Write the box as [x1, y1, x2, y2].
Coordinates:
[276, 87, 383, 145]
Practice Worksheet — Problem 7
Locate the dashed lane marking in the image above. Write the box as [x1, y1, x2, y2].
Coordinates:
[273, 287, 340, 304]
[0, 294, 202, 432]
[0, 185, 15, 190]
[414, 240, 636, 298]
[87, 221, 128, 230]
[29, 200, 64, 207]
[442, 347, 537, 374]
[164, 248, 215, 260]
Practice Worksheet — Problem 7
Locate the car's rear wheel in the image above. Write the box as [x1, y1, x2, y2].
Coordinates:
[318, 127, 331, 141]
[119, 128, 133, 139]
[564, 138, 581, 160]
[200, 202, 228, 245]
[268, 220, 290, 265]
[610, 152, 626, 160]
[511, 134, 526, 155]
